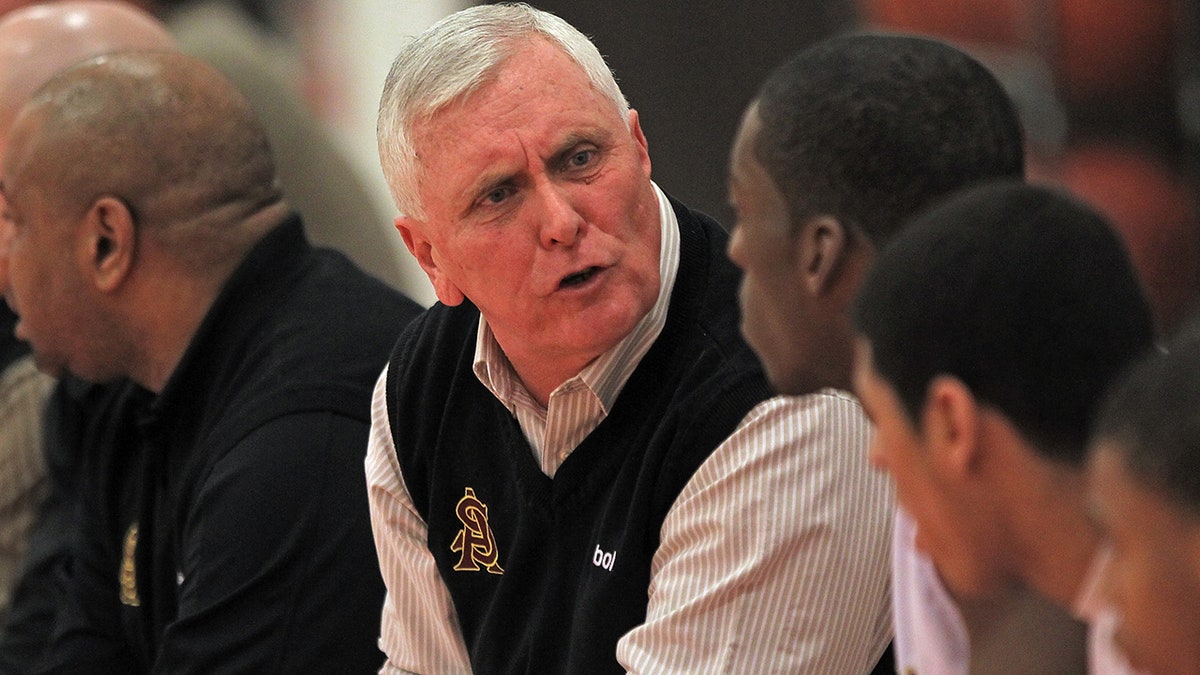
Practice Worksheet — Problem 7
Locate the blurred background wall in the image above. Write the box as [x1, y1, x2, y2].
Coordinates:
[315, 0, 1200, 330]
[855, 0, 1200, 334]
[8, 0, 1194, 321]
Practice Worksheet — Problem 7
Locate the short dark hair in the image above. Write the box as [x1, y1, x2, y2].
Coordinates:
[853, 181, 1155, 465]
[754, 33, 1025, 246]
[1093, 320, 1200, 516]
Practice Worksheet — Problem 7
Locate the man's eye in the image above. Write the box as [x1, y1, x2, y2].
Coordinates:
[483, 187, 511, 205]
[568, 150, 594, 168]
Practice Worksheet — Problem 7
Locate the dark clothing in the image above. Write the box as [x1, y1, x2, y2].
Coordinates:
[40, 216, 422, 674]
[0, 377, 109, 674]
[385, 198, 772, 674]
[0, 307, 27, 373]
[0, 308, 46, 675]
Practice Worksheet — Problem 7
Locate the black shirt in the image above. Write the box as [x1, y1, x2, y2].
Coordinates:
[41, 216, 423, 673]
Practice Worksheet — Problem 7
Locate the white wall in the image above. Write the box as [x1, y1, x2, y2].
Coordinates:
[306, 0, 470, 307]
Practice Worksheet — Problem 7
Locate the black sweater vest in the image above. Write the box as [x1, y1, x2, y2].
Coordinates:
[387, 198, 772, 674]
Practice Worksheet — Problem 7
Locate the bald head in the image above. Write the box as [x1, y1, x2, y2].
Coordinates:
[5, 50, 282, 273]
[0, 1, 175, 152]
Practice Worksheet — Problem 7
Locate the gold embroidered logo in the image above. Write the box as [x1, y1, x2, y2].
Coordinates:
[119, 523, 140, 607]
[450, 487, 504, 574]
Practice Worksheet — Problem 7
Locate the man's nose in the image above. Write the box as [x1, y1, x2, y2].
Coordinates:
[536, 184, 585, 249]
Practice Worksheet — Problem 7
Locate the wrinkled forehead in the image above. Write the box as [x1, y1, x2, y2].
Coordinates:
[419, 37, 550, 124]
[414, 44, 615, 151]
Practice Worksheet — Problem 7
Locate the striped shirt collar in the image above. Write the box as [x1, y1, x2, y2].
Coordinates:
[473, 183, 680, 418]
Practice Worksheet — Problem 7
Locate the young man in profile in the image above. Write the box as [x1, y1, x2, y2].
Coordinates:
[1088, 321, 1200, 675]
[852, 180, 1153, 673]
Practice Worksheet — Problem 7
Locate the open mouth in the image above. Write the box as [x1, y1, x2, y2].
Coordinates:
[559, 266, 600, 289]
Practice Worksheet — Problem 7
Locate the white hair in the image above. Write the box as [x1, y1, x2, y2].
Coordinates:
[376, 2, 629, 219]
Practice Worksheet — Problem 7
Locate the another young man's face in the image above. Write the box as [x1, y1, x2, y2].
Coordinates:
[852, 337, 1009, 597]
[396, 38, 661, 374]
[1088, 443, 1200, 675]
[726, 104, 829, 395]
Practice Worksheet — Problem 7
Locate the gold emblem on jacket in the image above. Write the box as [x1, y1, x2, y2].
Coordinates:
[451, 487, 504, 574]
[120, 523, 141, 606]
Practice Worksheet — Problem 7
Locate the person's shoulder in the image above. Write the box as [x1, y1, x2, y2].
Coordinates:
[214, 408, 371, 475]
[306, 247, 424, 320]
[264, 247, 423, 371]
[201, 251, 417, 436]
[385, 301, 479, 399]
[0, 354, 52, 401]
[749, 388, 867, 417]
[737, 389, 872, 443]
[389, 299, 474, 348]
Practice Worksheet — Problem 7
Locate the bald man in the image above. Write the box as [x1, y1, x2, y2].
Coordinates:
[0, 0, 174, 153]
[1, 0, 421, 297]
[148, 0, 419, 296]
[1, 49, 421, 671]
[0, 2, 173, 659]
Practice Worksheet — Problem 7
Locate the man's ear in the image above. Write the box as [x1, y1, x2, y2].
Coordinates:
[795, 215, 849, 295]
[922, 374, 983, 480]
[395, 215, 465, 306]
[79, 196, 135, 293]
[626, 109, 652, 177]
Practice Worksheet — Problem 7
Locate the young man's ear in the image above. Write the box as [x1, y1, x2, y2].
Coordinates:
[394, 215, 465, 306]
[80, 196, 136, 293]
[795, 215, 849, 295]
[922, 374, 983, 480]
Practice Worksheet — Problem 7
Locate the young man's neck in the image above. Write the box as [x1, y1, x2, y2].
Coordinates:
[1015, 473, 1100, 610]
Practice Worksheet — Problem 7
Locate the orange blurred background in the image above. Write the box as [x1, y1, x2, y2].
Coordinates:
[859, 0, 1200, 335]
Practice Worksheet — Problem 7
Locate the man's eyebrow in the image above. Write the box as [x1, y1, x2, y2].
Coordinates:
[549, 133, 590, 161]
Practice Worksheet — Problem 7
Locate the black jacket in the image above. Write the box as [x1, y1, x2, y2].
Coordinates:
[41, 215, 422, 673]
